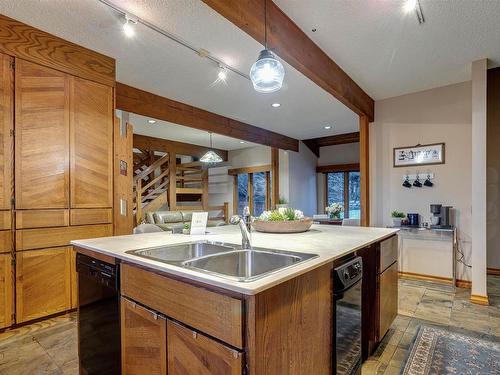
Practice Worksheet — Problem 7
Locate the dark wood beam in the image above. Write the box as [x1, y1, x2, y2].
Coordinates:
[202, 0, 374, 122]
[316, 163, 360, 173]
[0, 14, 115, 86]
[302, 132, 360, 157]
[116, 82, 299, 152]
[133, 134, 228, 161]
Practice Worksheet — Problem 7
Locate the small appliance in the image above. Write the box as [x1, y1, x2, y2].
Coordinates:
[407, 213, 419, 226]
[430, 204, 453, 228]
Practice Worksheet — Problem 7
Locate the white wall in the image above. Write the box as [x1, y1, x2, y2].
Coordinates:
[288, 142, 318, 217]
[371, 81, 473, 281]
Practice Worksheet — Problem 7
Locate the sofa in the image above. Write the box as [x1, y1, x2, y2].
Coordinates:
[144, 210, 227, 232]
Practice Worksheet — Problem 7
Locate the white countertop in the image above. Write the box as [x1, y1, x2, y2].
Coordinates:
[72, 225, 398, 295]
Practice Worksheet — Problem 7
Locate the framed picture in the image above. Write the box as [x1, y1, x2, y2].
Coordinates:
[393, 143, 445, 168]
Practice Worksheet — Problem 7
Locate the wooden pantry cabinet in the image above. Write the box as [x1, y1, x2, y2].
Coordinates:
[0, 54, 115, 327]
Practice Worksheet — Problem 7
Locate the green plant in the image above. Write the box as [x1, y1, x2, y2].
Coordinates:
[183, 223, 191, 230]
[267, 211, 285, 221]
[391, 211, 406, 218]
[283, 208, 296, 221]
[278, 196, 288, 204]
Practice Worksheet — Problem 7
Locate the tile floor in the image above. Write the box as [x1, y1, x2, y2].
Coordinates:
[0, 276, 499, 375]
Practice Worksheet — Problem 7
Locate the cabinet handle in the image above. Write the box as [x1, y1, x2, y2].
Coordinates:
[192, 331, 198, 339]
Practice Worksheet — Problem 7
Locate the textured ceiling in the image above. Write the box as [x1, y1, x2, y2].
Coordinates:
[0, 0, 358, 140]
[275, 0, 500, 99]
[130, 113, 259, 151]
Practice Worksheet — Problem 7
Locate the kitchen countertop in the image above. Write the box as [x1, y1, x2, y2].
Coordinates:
[72, 224, 398, 295]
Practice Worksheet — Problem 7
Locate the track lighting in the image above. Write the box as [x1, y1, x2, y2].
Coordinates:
[404, 0, 425, 24]
[217, 65, 227, 81]
[123, 14, 137, 38]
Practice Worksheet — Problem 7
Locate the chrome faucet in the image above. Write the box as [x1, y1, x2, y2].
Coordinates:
[230, 206, 252, 249]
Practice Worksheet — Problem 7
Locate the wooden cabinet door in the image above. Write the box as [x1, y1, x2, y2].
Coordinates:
[167, 320, 243, 375]
[121, 297, 167, 375]
[379, 261, 398, 340]
[0, 53, 13, 211]
[70, 77, 113, 208]
[16, 247, 72, 323]
[0, 253, 13, 329]
[15, 58, 69, 209]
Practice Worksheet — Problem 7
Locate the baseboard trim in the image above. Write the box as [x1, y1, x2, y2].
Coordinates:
[470, 294, 489, 305]
[398, 271, 471, 288]
[487, 267, 500, 276]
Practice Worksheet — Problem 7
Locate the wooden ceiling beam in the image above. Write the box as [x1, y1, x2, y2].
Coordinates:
[302, 132, 360, 157]
[116, 82, 299, 152]
[133, 134, 228, 161]
[202, 0, 374, 122]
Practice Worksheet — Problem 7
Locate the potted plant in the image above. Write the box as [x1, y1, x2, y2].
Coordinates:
[182, 223, 191, 235]
[391, 211, 406, 227]
[252, 207, 313, 233]
[276, 196, 288, 209]
[325, 202, 343, 220]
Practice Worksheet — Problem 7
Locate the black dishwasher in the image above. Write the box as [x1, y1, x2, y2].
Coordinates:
[333, 256, 363, 375]
[77, 253, 121, 375]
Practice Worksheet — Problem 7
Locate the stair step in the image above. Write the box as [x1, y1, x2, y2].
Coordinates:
[176, 188, 203, 194]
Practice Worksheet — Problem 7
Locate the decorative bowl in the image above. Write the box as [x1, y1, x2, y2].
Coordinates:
[252, 217, 313, 234]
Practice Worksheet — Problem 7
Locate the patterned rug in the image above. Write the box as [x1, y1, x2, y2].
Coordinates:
[401, 326, 500, 375]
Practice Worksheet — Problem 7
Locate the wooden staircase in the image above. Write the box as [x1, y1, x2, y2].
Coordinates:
[174, 161, 208, 209]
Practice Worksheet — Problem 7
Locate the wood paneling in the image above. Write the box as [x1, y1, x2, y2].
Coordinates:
[379, 262, 398, 340]
[121, 263, 244, 348]
[15, 59, 69, 209]
[15, 247, 72, 323]
[0, 14, 115, 87]
[0, 230, 12, 254]
[227, 164, 271, 175]
[117, 83, 299, 151]
[202, 0, 374, 121]
[70, 208, 112, 226]
[70, 77, 113, 208]
[0, 53, 13, 211]
[359, 115, 370, 226]
[0, 210, 11, 230]
[121, 297, 167, 375]
[114, 118, 134, 235]
[15, 209, 69, 229]
[0, 252, 13, 329]
[304, 132, 360, 157]
[134, 134, 228, 161]
[15, 224, 112, 251]
[316, 163, 360, 173]
[271, 147, 279, 208]
[167, 320, 243, 375]
[246, 263, 333, 375]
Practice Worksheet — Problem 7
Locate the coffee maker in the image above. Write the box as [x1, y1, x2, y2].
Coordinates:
[430, 204, 453, 229]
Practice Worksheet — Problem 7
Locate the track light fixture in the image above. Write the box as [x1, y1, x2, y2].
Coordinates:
[123, 14, 137, 37]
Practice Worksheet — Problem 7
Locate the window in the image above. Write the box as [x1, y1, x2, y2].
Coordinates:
[231, 166, 271, 217]
[326, 168, 360, 219]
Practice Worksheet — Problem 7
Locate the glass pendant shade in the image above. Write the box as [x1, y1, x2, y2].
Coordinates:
[200, 150, 223, 163]
[249, 49, 285, 93]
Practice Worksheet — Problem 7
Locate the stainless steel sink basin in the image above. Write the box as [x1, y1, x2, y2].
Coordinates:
[126, 241, 236, 265]
[182, 248, 318, 282]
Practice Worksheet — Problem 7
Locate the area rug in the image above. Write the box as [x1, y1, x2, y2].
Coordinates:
[401, 325, 500, 375]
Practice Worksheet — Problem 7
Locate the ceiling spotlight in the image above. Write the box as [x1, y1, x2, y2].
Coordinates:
[217, 65, 227, 81]
[239, 141, 245, 144]
[324, 125, 332, 130]
[404, 0, 425, 24]
[271, 103, 281, 108]
[148, 119, 156, 124]
[123, 14, 137, 38]
[403, 0, 417, 12]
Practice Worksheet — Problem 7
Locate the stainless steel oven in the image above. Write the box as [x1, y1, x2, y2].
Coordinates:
[333, 256, 363, 375]
[77, 253, 121, 374]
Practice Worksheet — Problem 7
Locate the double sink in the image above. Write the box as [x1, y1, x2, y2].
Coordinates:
[126, 241, 318, 282]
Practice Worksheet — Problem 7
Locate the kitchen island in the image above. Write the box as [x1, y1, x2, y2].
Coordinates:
[73, 224, 398, 375]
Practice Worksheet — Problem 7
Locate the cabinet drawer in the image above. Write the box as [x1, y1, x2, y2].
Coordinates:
[70, 208, 112, 226]
[121, 263, 244, 349]
[380, 235, 398, 272]
[121, 297, 167, 375]
[167, 320, 243, 375]
[16, 210, 69, 229]
[15, 224, 112, 251]
[0, 211, 11, 230]
[0, 230, 11, 254]
[379, 262, 398, 340]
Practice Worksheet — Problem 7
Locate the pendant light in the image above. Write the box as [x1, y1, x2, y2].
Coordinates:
[200, 132, 223, 163]
[249, 0, 285, 93]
